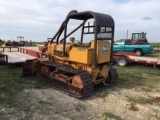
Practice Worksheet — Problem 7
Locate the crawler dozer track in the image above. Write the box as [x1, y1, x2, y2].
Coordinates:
[37, 61, 94, 98]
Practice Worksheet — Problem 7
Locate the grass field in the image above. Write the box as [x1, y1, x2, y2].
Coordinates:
[116, 64, 160, 89]
[0, 53, 160, 120]
[0, 66, 46, 107]
[145, 52, 160, 57]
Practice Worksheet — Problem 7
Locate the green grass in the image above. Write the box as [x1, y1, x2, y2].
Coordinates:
[144, 52, 160, 57]
[115, 64, 160, 91]
[0, 65, 47, 107]
[0, 65, 48, 120]
[150, 42, 160, 47]
[102, 112, 122, 120]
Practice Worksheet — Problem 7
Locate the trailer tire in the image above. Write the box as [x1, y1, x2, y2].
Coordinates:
[116, 57, 128, 67]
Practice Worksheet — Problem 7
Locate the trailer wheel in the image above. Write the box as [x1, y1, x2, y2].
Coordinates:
[116, 57, 128, 67]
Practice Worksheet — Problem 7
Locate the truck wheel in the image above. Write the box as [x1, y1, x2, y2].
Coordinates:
[135, 49, 143, 56]
[116, 57, 128, 67]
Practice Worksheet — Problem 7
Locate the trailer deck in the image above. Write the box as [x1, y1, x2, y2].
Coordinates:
[128, 55, 160, 65]
[113, 52, 160, 67]
[0, 46, 46, 64]
[2, 52, 36, 63]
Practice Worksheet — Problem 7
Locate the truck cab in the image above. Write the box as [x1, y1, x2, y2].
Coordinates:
[113, 39, 153, 56]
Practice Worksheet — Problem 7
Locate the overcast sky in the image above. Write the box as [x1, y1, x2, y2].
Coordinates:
[0, 0, 160, 42]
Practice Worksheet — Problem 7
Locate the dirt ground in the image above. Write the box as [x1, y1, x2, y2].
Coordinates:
[1, 84, 160, 120]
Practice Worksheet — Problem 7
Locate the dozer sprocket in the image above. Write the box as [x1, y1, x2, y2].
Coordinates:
[37, 62, 94, 98]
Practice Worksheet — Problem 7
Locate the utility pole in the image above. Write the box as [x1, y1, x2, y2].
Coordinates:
[126, 30, 129, 39]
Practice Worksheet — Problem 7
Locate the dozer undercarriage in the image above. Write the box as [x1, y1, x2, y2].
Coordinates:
[22, 10, 119, 98]
[37, 61, 94, 98]
[23, 59, 118, 98]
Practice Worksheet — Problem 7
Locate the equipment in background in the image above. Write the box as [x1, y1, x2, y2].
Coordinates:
[126, 32, 148, 45]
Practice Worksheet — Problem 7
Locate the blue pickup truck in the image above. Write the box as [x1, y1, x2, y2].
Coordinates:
[113, 39, 154, 56]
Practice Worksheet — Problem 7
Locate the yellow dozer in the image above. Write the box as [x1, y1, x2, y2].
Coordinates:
[22, 10, 119, 98]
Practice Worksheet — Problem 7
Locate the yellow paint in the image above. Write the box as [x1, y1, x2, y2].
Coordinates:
[97, 41, 111, 64]
[91, 68, 100, 81]
[90, 40, 111, 63]
[69, 47, 94, 65]
[50, 43, 56, 54]
[45, 40, 111, 84]
[48, 42, 72, 55]
[100, 65, 109, 77]
[47, 42, 51, 54]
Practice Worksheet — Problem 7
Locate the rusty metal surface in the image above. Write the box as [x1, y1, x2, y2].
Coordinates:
[37, 62, 94, 98]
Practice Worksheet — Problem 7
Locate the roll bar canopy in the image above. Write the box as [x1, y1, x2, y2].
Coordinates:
[50, 10, 115, 67]
[66, 10, 114, 27]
